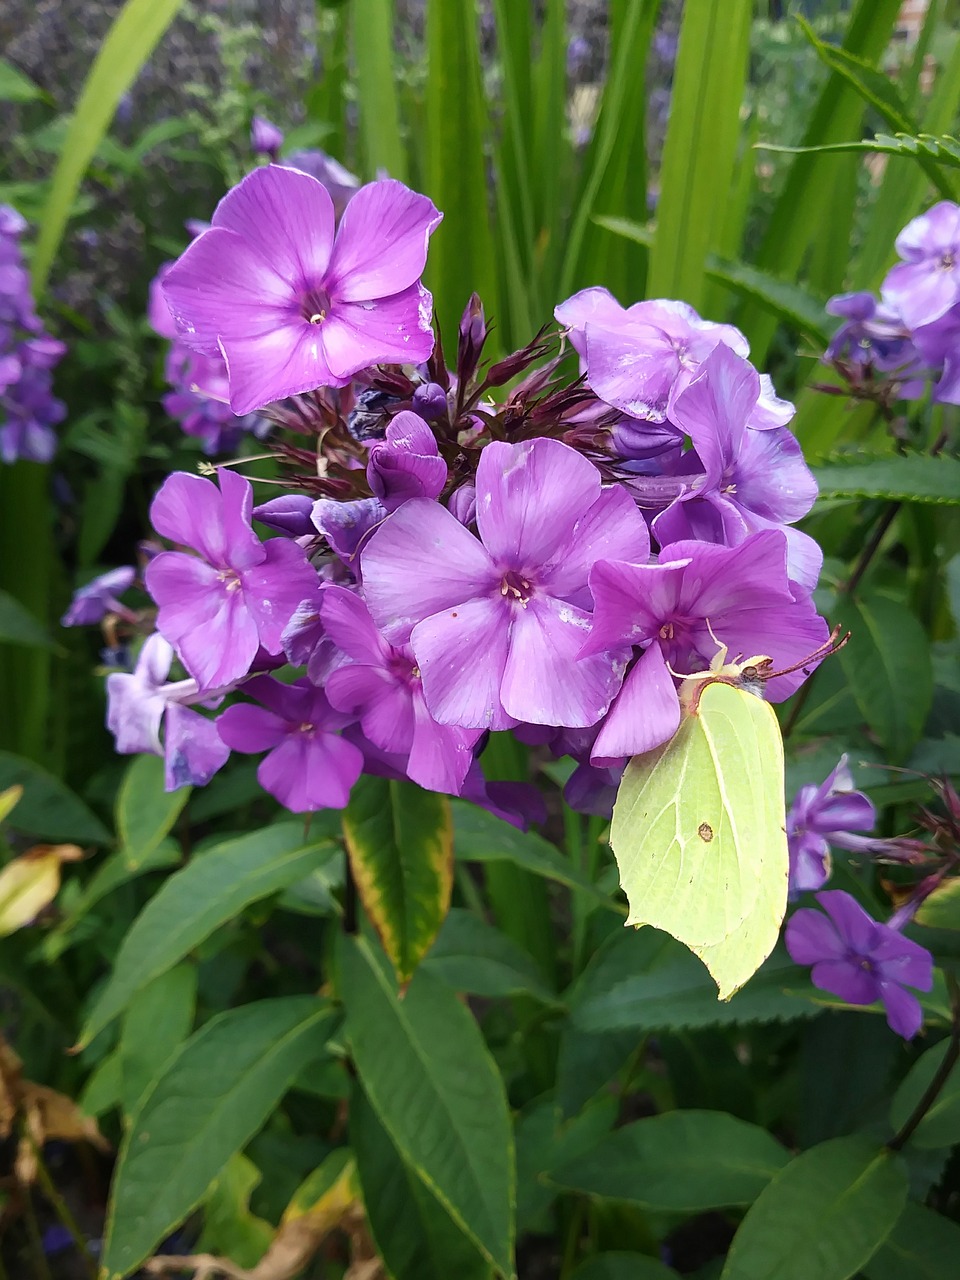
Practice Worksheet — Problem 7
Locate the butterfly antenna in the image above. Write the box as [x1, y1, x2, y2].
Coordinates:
[763, 625, 850, 682]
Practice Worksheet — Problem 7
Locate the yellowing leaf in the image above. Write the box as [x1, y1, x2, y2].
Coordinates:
[0, 785, 23, 823]
[0, 843, 82, 936]
[611, 672, 789, 1000]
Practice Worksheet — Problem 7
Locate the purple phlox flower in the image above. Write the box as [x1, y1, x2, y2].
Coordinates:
[312, 495, 385, 572]
[251, 115, 284, 158]
[459, 766, 549, 831]
[254, 492, 316, 537]
[581, 529, 830, 760]
[0, 207, 66, 464]
[787, 754, 878, 895]
[217, 674, 363, 811]
[360, 437, 650, 731]
[283, 149, 361, 218]
[824, 291, 928, 398]
[785, 890, 933, 1039]
[162, 346, 266, 455]
[106, 633, 230, 790]
[884, 201, 960, 330]
[162, 165, 442, 415]
[321, 584, 481, 793]
[366, 409, 447, 511]
[61, 566, 137, 627]
[447, 481, 477, 526]
[148, 264, 178, 339]
[145, 468, 319, 690]
[555, 288, 756, 424]
[651, 343, 822, 590]
[913, 303, 960, 406]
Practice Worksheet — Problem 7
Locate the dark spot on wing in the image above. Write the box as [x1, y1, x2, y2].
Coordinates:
[698, 821, 714, 842]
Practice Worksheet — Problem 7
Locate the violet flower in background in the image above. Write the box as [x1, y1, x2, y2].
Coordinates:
[250, 114, 284, 160]
[366, 410, 447, 511]
[145, 468, 318, 689]
[217, 675, 363, 811]
[162, 165, 442, 415]
[0, 204, 66, 464]
[61, 566, 136, 627]
[785, 890, 933, 1038]
[787, 754, 877, 894]
[884, 201, 960, 330]
[106, 633, 229, 790]
[283, 150, 361, 218]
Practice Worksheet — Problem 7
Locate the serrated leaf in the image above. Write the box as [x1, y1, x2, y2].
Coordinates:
[704, 257, 831, 343]
[720, 1136, 908, 1280]
[0, 590, 54, 650]
[814, 455, 960, 504]
[452, 801, 619, 910]
[352, 1084, 490, 1280]
[759, 132, 960, 170]
[115, 754, 190, 870]
[864, 1201, 960, 1280]
[343, 776, 452, 984]
[835, 594, 933, 762]
[889, 1039, 960, 1148]
[550, 1110, 789, 1211]
[101, 997, 335, 1280]
[77, 825, 338, 1048]
[340, 935, 515, 1277]
[0, 752, 110, 844]
[570, 930, 817, 1035]
[422, 908, 559, 1004]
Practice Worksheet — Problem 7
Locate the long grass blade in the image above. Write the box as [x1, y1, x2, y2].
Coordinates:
[350, 0, 407, 182]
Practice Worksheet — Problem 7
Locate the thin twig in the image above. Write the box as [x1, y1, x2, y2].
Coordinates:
[889, 973, 960, 1153]
[142, 1253, 251, 1279]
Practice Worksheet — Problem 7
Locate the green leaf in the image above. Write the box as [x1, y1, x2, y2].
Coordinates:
[101, 997, 335, 1280]
[889, 1039, 960, 1148]
[647, 0, 752, 308]
[796, 16, 956, 202]
[551, 1110, 789, 1211]
[515, 1096, 618, 1233]
[79, 1051, 123, 1119]
[352, 1084, 490, 1280]
[115, 754, 190, 870]
[720, 1136, 908, 1280]
[703, 258, 830, 344]
[0, 751, 110, 844]
[814, 455, 960, 504]
[570, 930, 817, 1035]
[340, 935, 515, 1277]
[759, 132, 960, 170]
[570, 1256, 679, 1280]
[424, 0, 499, 349]
[117, 963, 197, 1116]
[864, 1202, 960, 1280]
[77, 824, 338, 1048]
[0, 58, 45, 102]
[422, 908, 558, 1004]
[452, 801, 619, 910]
[349, 0, 406, 181]
[835, 595, 933, 762]
[916, 878, 960, 931]
[0, 590, 54, 650]
[343, 776, 452, 984]
[196, 1153, 273, 1270]
[32, 0, 186, 293]
[556, 1023, 639, 1121]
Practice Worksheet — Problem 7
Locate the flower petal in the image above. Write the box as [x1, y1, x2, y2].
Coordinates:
[259, 731, 363, 811]
[784, 906, 845, 965]
[163, 704, 230, 789]
[879, 982, 924, 1039]
[319, 284, 436, 381]
[325, 180, 442, 301]
[241, 537, 320, 654]
[361, 498, 497, 642]
[220, 323, 344, 416]
[217, 703, 288, 753]
[500, 595, 626, 727]
[810, 959, 880, 1006]
[591, 643, 681, 760]
[411, 595, 514, 730]
[151, 472, 228, 567]
[212, 163, 336, 285]
[817, 890, 879, 955]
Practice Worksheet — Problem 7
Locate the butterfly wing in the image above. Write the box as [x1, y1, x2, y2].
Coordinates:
[610, 679, 788, 999]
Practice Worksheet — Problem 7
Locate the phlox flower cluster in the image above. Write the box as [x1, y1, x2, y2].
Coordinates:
[826, 200, 960, 406]
[0, 206, 66, 464]
[86, 160, 834, 829]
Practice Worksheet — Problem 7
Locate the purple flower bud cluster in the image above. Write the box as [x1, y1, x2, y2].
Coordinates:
[0, 206, 66, 464]
[826, 201, 960, 405]
[96, 163, 831, 827]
